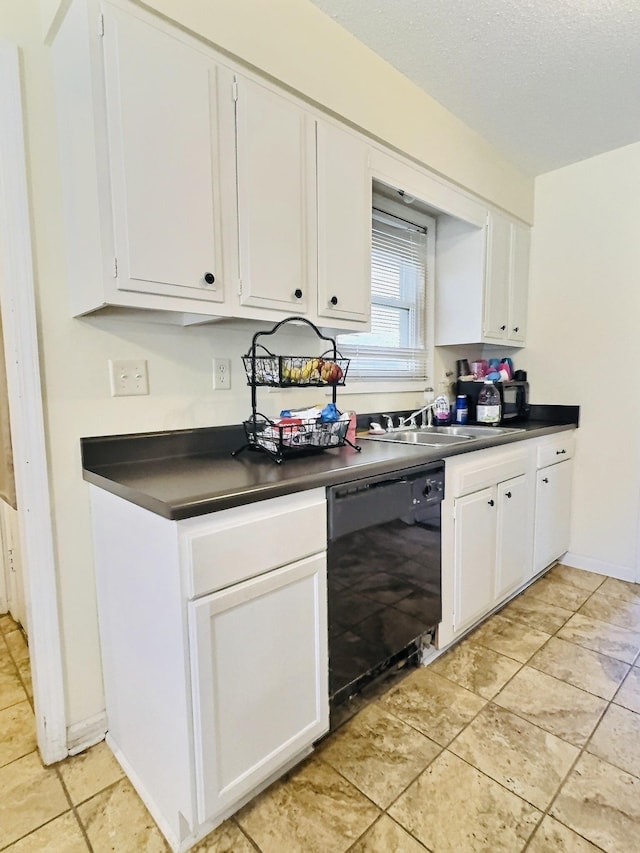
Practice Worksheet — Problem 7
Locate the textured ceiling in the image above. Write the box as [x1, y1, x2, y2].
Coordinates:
[308, 0, 640, 175]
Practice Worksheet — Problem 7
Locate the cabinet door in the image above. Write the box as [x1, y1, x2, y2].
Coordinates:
[236, 76, 316, 314]
[102, 5, 229, 303]
[189, 553, 328, 823]
[483, 211, 511, 341]
[454, 487, 497, 630]
[316, 121, 371, 328]
[495, 474, 529, 598]
[533, 460, 573, 574]
[508, 223, 530, 343]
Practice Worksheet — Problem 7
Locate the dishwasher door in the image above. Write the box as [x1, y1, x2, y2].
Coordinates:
[327, 464, 443, 709]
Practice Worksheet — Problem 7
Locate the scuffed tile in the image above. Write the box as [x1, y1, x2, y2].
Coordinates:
[551, 753, 640, 852]
[0, 752, 68, 848]
[379, 668, 485, 746]
[493, 666, 607, 747]
[237, 757, 379, 853]
[389, 751, 540, 852]
[318, 702, 440, 807]
[58, 741, 125, 805]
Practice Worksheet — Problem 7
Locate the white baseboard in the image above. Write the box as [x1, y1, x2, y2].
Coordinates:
[562, 551, 637, 584]
[66, 711, 108, 756]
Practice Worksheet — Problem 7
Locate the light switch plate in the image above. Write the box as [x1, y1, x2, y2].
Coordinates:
[109, 359, 149, 396]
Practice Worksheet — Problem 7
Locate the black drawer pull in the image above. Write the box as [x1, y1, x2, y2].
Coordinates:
[556, 449, 567, 455]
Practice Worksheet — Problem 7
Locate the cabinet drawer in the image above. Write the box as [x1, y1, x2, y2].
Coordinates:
[180, 488, 326, 598]
[536, 432, 575, 469]
[449, 449, 529, 498]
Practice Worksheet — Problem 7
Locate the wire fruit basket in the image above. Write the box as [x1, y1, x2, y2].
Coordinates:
[233, 316, 361, 464]
[241, 413, 349, 458]
[242, 349, 350, 387]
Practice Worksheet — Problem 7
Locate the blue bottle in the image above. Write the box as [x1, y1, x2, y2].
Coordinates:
[455, 395, 468, 425]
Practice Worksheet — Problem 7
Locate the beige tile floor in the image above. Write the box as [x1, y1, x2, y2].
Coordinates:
[2, 564, 640, 852]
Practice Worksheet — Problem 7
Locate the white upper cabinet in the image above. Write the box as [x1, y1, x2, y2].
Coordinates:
[52, 0, 238, 321]
[484, 211, 531, 345]
[483, 212, 512, 341]
[235, 76, 317, 316]
[102, 4, 231, 304]
[436, 208, 530, 347]
[316, 121, 371, 328]
[235, 90, 371, 330]
[508, 222, 531, 343]
[53, 1, 527, 333]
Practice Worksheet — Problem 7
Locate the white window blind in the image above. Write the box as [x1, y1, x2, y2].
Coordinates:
[338, 208, 428, 378]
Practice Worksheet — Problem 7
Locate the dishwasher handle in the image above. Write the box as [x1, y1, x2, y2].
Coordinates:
[328, 478, 412, 540]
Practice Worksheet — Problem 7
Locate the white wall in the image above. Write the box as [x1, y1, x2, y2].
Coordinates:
[527, 142, 640, 580]
[4, 0, 532, 736]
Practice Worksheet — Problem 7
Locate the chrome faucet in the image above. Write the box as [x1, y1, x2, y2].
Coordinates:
[393, 405, 434, 431]
[382, 414, 396, 431]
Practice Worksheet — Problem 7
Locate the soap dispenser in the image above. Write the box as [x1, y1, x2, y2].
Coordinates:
[434, 379, 451, 425]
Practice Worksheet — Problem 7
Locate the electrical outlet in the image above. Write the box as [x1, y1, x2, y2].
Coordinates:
[109, 359, 149, 396]
[212, 358, 231, 390]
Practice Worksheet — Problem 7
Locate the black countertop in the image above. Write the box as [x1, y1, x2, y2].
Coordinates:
[81, 406, 579, 520]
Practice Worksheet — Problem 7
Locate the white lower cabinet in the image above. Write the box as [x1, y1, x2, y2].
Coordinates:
[532, 432, 576, 574]
[495, 474, 530, 598]
[454, 487, 497, 630]
[533, 459, 574, 574]
[190, 554, 328, 823]
[440, 431, 576, 649]
[453, 473, 530, 634]
[88, 485, 328, 853]
[440, 443, 535, 647]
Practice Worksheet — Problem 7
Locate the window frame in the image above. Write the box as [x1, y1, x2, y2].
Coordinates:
[337, 192, 436, 386]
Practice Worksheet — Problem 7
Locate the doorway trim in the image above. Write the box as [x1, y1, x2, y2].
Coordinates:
[0, 41, 67, 763]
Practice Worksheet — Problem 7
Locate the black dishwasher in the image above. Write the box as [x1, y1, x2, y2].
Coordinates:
[327, 461, 444, 712]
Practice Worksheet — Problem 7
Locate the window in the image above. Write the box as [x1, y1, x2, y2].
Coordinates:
[338, 204, 435, 380]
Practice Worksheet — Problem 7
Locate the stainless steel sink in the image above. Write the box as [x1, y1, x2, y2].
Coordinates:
[364, 430, 474, 446]
[425, 425, 522, 437]
[363, 424, 523, 447]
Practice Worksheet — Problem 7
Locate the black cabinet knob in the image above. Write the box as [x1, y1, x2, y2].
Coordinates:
[204, 272, 215, 285]
[500, 324, 506, 331]
[556, 449, 567, 455]
[542, 477, 549, 484]
[330, 296, 338, 306]
[488, 499, 495, 507]
[505, 491, 512, 499]
[513, 326, 519, 333]
[294, 288, 303, 299]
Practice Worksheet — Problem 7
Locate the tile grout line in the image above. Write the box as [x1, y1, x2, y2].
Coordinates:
[230, 816, 262, 853]
[517, 578, 612, 852]
[1, 626, 34, 714]
[334, 575, 593, 847]
[3, 570, 639, 853]
[54, 767, 97, 853]
[378, 569, 637, 851]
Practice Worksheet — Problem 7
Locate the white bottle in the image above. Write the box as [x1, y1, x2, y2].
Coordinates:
[434, 380, 450, 425]
[476, 380, 501, 425]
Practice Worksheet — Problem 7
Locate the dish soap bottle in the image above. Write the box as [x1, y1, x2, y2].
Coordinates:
[477, 380, 501, 425]
[434, 379, 451, 425]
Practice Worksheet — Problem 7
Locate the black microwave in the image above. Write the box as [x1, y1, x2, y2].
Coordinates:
[456, 380, 530, 423]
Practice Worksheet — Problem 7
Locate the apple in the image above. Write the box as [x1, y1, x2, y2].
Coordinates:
[321, 361, 343, 383]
